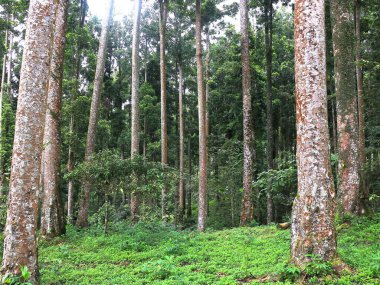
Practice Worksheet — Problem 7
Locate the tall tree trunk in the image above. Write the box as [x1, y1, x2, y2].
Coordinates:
[130, 0, 142, 223]
[205, 26, 210, 138]
[67, 0, 87, 224]
[239, 0, 255, 226]
[291, 0, 337, 266]
[331, 0, 360, 215]
[40, 0, 68, 239]
[1, 0, 58, 282]
[196, 0, 207, 232]
[159, 0, 169, 223]
[265, 0, 274, 224]
[178, 61, 185, 226]
[0, 29, 8, 195]
[6, 16, 13, 99]
[355, 0, 368, 214]
[77, 0, 114, 228]
[187, 136, 192, 220]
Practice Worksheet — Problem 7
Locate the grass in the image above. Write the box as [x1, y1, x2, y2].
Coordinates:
[29, 214, 380, 284]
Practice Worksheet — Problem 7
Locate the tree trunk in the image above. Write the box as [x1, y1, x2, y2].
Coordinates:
[159, 0, 169, 223]
[130, 0, 142, 223]
[205, 26, 210, 138]
[178, 61, 185, 226]
[0, 29, 8, 195]
[291, 0, 337, 266]
[265, 0, 274, 224]
[1, 0, 58, 282]
[6, 16, 13, 99]
[196, 0, 207, 232]
[187, 136, 192, 220]
[77, 0, 114, 228]
[239, 0, 255, 226]
[355, 0, 368, 214]
[40, 0, 68, 239]
[331, 0, 360, 215]
[67, 0, 87, 224]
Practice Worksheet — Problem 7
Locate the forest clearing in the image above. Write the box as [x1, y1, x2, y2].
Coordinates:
[0, 0, 379, 284]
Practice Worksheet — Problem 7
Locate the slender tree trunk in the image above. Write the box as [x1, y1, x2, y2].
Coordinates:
[77, 0, 114, 228]
[291, 0, 337, 266]
[6, 17, 13, 99]
[1, 0, 58, 282]
[67, 0, 87, 224]
[130, 0, 142, 223]
[239, 0, 255, 226]
[265, 0, 274, 224]
[187, 136, 192, 220]
[159, 0, 169, 223]
[41, 0, 68, 239]
[178, 61, 185, 226]
[331, 0, 360, 215]
[355, 0, 368, 214]
[196, 0, 207, 232]
[205, 26, 210, 138]
[0, 29, 8, 195]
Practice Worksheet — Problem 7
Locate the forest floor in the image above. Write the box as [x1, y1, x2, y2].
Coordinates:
[19, 214, 380, 284]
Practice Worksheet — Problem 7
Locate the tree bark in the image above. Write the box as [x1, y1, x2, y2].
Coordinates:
[331, 0, 360, 215]
[355, 0, 368, 214]
[178, 61, 185, 226]
[265, 0, 274, 224]
[0, 29, 8, 195]
[291, 0, 337, 266]
[77, 0, 114, 228]
[159, 0, 169, 223]
[1, 0, 58, 282]
[239, 0, 255, 226]
[40, 0, 68, 239]
[187, 136, 192, 220]
[67, 0, 87, 224]
[196, 0, 207, 232]
[130, 0, 142, 223]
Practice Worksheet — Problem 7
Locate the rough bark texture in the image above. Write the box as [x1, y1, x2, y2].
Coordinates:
[178, 62, 185, 226]
[291, 0, 337, 266]
[40, 0, 68, 239]
[196, 0, 207, 232]
[331, 0, 360, 215]
[159, 0, 169, 223]
[1, 0, 58, 282]
[265, 0, 274, 224]
[239, 0, 254, 226]
[355, 0, 368, 214]
[77, 0, 113, 228]
[205, 26, 210, 138]
[130, 0, 142, 223]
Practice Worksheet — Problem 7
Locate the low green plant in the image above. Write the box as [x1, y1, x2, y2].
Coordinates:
[1, 266, 32, 285]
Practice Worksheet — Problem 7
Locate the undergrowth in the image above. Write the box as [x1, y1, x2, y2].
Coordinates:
[4, 215, 380, 284]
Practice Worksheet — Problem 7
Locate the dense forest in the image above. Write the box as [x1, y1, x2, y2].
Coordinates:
[0, 0, 379, 284]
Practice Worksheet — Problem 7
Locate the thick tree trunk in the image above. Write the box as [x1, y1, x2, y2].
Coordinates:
[355, 0, 368, 214]
[77, 0, 114, 228]
[196, 0, 207, 232]
[239, 0, 255, 226]
[159, 0, 169, 223]
[291, 0, 337, 266]
[1, 0, 58, 282]
[130, 0, 142, 223]
[40, 0, 68, 239]
[331, 0, 360, 215]
[265, 0, 274, 224]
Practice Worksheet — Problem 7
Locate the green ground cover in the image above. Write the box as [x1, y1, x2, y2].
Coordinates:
[28, 215, 380, 284]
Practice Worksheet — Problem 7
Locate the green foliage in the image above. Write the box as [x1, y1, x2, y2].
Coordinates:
[1, 266, 32, 285]
[32, 215, 380, 284]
